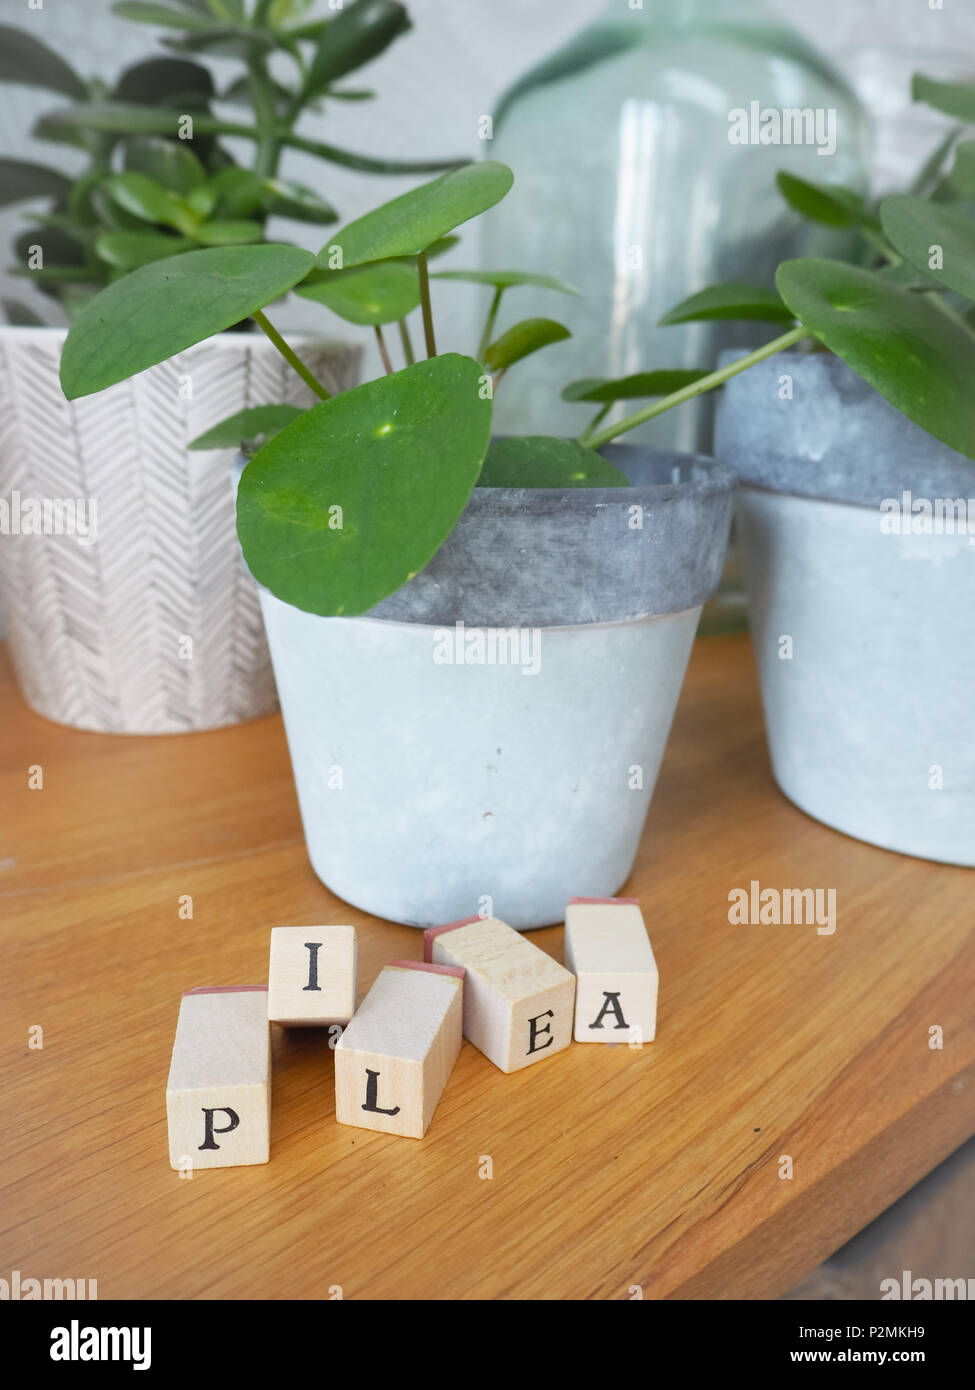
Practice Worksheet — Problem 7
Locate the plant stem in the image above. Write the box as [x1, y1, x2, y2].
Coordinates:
[252, 310, 331, 401]
[578, 403, 610, 445]
[476, 287, 503, 362]
[397, 318, 415, 366]
[861, 224, 901, 264]
[374, 325, 395, 375]
[248, 56, 282, 180]
[417, 251, 437, 357]
[581, 325, 811, 450]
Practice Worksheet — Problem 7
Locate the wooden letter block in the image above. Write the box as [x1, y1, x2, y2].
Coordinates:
[424, 916, 574, 1073]
[267, 925, 357, 1026]
[166, 986, 271, 1170]
[564, 897, 658, 1043]
[334, 961, 464, 1139]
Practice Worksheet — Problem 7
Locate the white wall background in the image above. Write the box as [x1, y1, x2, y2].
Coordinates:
[1, 0, 974, 371]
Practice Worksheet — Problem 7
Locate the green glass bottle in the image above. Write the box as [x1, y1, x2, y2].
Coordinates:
[484, 0, 871, 450]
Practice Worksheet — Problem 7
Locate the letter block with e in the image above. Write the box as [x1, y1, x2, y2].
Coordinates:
[424, 916, 575, 1073]
[267, 924, 357, 1026]
[334, 962, 464, 1139]
[564, 897, 658, 1044]
[166, 987, 271, 1170]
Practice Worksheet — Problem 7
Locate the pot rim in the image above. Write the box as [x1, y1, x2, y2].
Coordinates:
[234, 441, 737, 627]
[716, 346, 975, 509]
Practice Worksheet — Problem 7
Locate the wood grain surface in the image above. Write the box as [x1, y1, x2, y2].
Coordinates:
[1, 634, 973, 1300]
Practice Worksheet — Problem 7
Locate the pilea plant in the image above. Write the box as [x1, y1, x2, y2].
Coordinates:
[60, 74, 975, 621]
[3, 0, 458, 320]
[562, 73, 975, 466]
[60, 160, 638, 618]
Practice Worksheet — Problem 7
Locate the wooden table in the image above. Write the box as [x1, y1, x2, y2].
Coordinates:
[1, 634, 973, 1300]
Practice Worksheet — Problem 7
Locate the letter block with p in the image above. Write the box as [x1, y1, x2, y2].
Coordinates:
[166, 987, 271, 1170]
[424, 916, 574, 1072]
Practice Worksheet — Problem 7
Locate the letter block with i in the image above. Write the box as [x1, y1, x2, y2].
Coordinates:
[424, 916, 575, 1073]
[267, 925, 357, 1026]
[564, 897, 658, 1043]
[334, 961, 464, 1139]
[166, 987, 271, 1170]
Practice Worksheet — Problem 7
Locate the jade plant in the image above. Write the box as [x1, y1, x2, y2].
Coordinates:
[3, 1, 459, 320]
[563, 73, 975, 466]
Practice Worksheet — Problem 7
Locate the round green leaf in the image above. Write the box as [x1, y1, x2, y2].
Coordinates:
[112, 2, 219, 30]
[237, 354, 493, 616]
[479, 437, 629, 489]
[776, 171, 868, 228]
[880, 195, 975, 302]
[188, 404, 304, 451]
[261, 178, 337, 225]
[913, 73, 975, 124]
[60, 243, 315, 399]
[660, 282, 794, 326]
[319, 162, 513, 268]
[483, 318, 570, 372]
[95, 229, 194, 268]
[124, 137, 208, 194]
[114, 56, 214, 105]
[431, 268, 578, 294]
[949, 142, 975, 197]
[776, 257, 975, 462]
[209, 167, 265, 218]
[0, 23, 87, 100]
[0, 158, 72, 209]
[296, 261, 420, 326]
[562, 369, 710, 403]
[192, 219, 263, 245]
[305, 0, 411, 97]
[106, 171, 188, 227]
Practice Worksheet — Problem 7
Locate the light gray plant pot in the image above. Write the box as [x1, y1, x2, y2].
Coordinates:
[0, 326, 360, 734]
[237, 445, 736, 928]
[716, 349, 975, 867]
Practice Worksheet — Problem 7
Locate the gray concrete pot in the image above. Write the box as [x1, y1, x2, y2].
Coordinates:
[716, 349, 975, 867]
[237, 444, 736, 928]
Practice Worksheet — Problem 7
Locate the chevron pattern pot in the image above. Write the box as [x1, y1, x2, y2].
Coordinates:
[0, 327, 360, 734]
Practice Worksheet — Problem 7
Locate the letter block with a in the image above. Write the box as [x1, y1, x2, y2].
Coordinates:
[267, 924, 357, 1026]
[564, 897, 658, 1043]
[424, 916, 574, 1073]
[166, 986, 271, 1170]
[334, 961, 464, 1139]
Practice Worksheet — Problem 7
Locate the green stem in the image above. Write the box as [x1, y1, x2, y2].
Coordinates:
[476, 286, 503, 362]
[924, 288, 974, 331]
[252, 310, 330, 401]
[374, 324, 394, 375]
[417, 251, 437, 358]
[248, 56, 282, 180]
[397, 317, 415, 366]
[861, 224, 901, 265]
[582, 325, 812, 450]
[578, 403, 610, 446]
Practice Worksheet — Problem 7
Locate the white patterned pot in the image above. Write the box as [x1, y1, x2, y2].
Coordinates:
[0, 326, 360, 734]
